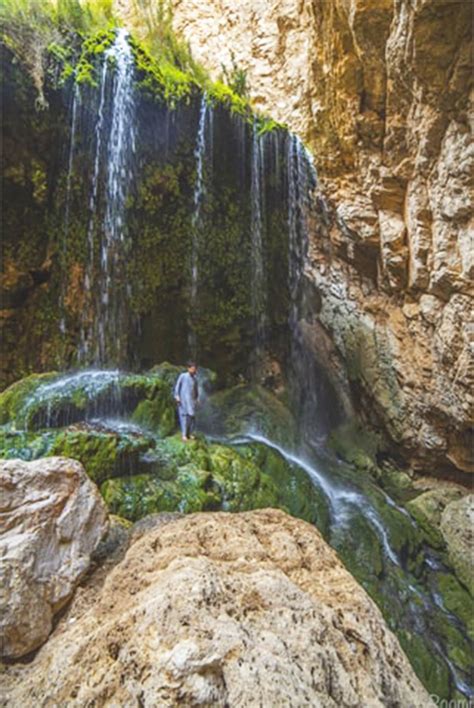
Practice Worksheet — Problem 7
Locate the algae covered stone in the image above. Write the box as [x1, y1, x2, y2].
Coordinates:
[440, 494, 474, 595]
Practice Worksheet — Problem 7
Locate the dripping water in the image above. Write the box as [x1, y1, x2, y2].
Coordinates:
[250, 121, 267, 377]
[188, 94, 211, 358]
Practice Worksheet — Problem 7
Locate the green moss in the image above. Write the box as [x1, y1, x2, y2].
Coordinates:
[0, 428, 56, 460]
[130, 36, 197, 107]
[406, 492, 450, 550]
[201, 384, 297, 446]
[397, 630, 451, 700]
[436, 573, 474, 639]
[256, 116, 287, 136]
[0, 372, 58, 426]
[207, 80, 250, 116]
[74, 28, 115, 86]
[327, 419, 381, 473]
[50, 428, 152, 484]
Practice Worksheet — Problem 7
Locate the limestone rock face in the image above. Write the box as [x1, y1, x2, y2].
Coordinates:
[2, 509, 431, 707]
[114, 0, 472, 477]
[0, 457, 109, 658]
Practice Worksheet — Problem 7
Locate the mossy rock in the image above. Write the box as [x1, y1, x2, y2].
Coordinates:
[235, 442, 331, 536]
[327, 419, 382, 474]
[439, 494, 474, 596]
[397, 630, 451, 700]
[98, 433, 330, 525]
[331, 512, 385, 581]
[0, 372, 58, 426]
[406, 489, 464, 550]
[435, 573, 474, 640]
[0, 369, 178, 432]
[50, 427, 153, 484]
[0, 428, 57, 460]
[200, 384, 297, 445]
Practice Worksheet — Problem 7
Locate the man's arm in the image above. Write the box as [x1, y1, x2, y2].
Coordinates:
[174, 374, 183, 402]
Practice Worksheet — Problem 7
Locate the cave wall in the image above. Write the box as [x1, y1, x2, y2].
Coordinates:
[113, 0, 472, 477]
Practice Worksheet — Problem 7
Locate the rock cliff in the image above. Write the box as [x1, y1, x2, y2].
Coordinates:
[115, 0, 472, 477]
[1, 509, 432, 707]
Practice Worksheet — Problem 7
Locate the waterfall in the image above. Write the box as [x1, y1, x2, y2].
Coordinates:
[188, 94, 212, 358]
[79, 28, 136, 367]
[250, 121, 267, 376]
[286, 134, 318, 438]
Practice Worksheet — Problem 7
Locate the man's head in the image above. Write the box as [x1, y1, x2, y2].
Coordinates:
[187, 360, 197, 375]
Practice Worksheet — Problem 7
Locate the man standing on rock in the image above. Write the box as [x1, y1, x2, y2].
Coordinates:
[174, 361, 199, 442]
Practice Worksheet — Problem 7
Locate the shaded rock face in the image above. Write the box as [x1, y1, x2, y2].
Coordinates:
[114, 0, 474, 476]
[2, 509, 431, 707]
[0, 456, 108, 658]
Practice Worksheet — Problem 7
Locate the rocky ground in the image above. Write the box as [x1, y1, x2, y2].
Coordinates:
[1, 494, 432, 707]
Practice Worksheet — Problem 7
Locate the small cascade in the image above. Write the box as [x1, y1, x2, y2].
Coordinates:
[79, 28, 137, 367]
[250, 121, 267, 376]
[188, 94, 212, 358]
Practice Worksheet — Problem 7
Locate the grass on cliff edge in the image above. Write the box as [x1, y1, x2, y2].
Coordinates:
[0, 0, 286, 129]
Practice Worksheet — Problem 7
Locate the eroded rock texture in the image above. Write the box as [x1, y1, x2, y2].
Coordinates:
[0, 457, 108, 658]
[130, 0, 472, 478]
[1, 509, 431, 707]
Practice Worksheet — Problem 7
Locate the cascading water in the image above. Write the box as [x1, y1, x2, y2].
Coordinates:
[188, 94, 211, 358]
[79, 28, 136, 367]
[250, 121, 267, 377]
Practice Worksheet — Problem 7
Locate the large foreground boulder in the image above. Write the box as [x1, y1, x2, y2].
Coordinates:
[0, 457, 109, 658]
[2, 509, 431, 706]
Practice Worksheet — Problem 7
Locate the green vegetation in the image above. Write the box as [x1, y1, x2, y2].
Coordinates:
[0, 0, 284, 126]
[0, 0, 117, 104]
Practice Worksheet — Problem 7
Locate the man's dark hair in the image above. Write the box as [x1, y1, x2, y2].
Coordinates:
[187, 360, 197, 368]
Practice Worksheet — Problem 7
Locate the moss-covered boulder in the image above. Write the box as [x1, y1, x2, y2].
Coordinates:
[0, 428, 57, 461]
[440, 494, 474, 596]
[0, 369, 177, 433]
[199, 384, 297, 445]
[49, 425, 154, 484]
[0, 373, 58, 426]
[406, 488, 465, 550]
[99, 433, 330, 527]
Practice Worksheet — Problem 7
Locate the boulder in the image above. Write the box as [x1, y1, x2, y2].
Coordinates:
[0, 456, 108, 658]
[2, 509, 431, 706]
